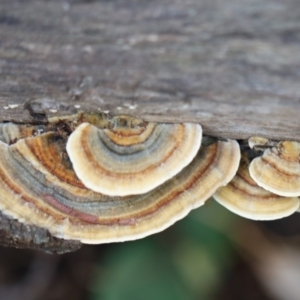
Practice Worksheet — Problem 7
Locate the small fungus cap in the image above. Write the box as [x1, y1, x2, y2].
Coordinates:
[249, 141, 300, 197]
[66, 116, 202, 196]
[214, 154, 299, 220]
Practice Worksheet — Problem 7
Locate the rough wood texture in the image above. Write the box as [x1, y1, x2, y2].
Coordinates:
[0, 0, 299, 252]
[1, 0, 300, 140]
[0, 212, 81, 254]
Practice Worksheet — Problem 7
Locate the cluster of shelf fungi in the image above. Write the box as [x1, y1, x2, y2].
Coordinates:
[0, 112, 298, 244]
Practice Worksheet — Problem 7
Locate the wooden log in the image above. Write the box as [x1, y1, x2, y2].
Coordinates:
[0, 212, 81, 253]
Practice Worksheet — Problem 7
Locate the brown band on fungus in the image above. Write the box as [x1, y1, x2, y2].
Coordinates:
[66, 116, 203, 196]
[214, 154, 299, 220]
[108, 115, 150, 140]
[0, 135, 240, 244]
[23, 132, 85, 188]
[249, 141, 300, 197]
[105, 122, 156, 146]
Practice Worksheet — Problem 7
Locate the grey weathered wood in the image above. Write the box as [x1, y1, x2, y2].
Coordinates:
[0, 212, 81, 254]
[1, 0, 300, 140]
[0, 0, 300, 252]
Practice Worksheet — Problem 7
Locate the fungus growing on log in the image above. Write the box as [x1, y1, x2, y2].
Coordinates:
[66, 115, 202, 196]
[214, 154, 299, 220]
[0, 132, 239, 244]
[249, 141, 300, 197]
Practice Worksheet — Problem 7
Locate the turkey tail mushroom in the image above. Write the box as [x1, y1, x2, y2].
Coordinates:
[214, 154, 299, 220]
[0, 133, 239, 244]
[66, 115, 202, 196]
[249, 141, 300, 197]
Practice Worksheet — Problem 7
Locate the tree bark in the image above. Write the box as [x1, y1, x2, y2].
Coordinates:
[0, 212, 81, 254]
[0, 0, 299, 252]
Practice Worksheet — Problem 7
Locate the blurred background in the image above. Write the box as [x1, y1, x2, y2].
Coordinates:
[0, 199, 300, 300]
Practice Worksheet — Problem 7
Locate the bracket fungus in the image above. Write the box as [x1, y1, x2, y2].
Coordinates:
[249, 141, 300, 197]
[66, 115, 202, 196]
[214, 154, 299, 220]
[0, 129, 240, 244]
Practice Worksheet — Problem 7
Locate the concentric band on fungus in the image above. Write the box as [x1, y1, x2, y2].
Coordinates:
[214, 154, 299, 220]
[66, 116, 203, 196]
[0, 133, 240, 244]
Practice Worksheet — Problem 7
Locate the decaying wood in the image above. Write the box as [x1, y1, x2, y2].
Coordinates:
[0, 212, 81, 254]
[0, 0, 299, 252]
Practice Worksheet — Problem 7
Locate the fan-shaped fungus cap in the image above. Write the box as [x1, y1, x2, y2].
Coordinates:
[0, 133, 240, 244]
[66, 115, 202, 196]
[214, 154, 299, 220]
[249, 141, 300, 197]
